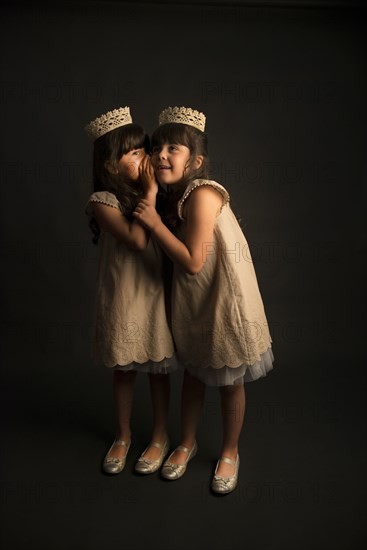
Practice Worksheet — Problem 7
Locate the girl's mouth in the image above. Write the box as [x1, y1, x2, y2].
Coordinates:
[158, 165, 171, 170]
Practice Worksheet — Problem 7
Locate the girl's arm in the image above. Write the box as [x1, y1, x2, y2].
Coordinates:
[92, 203, 150, 250]
[93, 156, 158, 251]
[133, 186, 223, 274]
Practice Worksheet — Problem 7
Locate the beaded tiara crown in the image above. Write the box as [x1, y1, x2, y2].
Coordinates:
[84, 106, 133, 140]
[159, 106, 206, 132]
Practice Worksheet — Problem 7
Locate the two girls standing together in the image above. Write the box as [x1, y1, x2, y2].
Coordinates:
[84, 106, 274, 494]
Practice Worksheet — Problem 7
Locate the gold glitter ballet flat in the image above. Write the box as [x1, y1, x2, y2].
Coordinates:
[211, 455, 240, 494]
[102, 439, 131, 475]
[161, 442, 198, 480]
[134, 439, 170, 474]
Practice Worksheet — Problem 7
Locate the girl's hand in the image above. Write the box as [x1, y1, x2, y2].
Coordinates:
[133, 199, 161, 231]
[139, 155, 158, 200]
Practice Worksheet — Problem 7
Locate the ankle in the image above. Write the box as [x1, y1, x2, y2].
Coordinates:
[115, 432, 131, 444]
[220, 447, 238, 460]
[151, 430, 168, 443]
[180, 439, 196, 450]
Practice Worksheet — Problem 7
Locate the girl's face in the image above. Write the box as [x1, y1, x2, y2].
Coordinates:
[116, 147, 146, 181]
[151, 143, 193, 185]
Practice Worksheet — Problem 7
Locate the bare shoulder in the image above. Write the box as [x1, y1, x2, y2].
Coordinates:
[186, 184, 224, 207]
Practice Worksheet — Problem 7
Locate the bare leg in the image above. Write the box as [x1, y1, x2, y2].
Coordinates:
[108, 369, 137, 459]
[141, 373, 170, 460]
[216, 383, 246, 476]
[169, 369, 206, 464]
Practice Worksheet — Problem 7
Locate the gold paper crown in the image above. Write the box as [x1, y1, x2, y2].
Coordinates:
[84, 106, 133, 140]
[159, 106, 206, 132]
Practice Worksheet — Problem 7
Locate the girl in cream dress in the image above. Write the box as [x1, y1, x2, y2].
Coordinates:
[134, 106, 274, 494]
[85, 107, 176, 477]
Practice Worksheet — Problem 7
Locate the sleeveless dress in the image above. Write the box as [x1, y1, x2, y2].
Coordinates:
[85, 191, 176, 373]
[171, 179, 274, 386]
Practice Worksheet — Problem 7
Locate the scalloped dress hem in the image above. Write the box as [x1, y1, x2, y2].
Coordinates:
[113, 354, 179, 375]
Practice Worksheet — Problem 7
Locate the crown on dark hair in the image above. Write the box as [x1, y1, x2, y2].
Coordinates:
[159, 106, 206, 132]
[85, 107, 133, 140]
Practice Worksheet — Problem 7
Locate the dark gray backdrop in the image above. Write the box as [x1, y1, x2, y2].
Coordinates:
[1, 1, 366, 549]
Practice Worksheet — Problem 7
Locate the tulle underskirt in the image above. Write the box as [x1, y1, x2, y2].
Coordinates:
[113, 354, 179, 375]
[184, 347, 274, 387]
[112, 348, 274, 385]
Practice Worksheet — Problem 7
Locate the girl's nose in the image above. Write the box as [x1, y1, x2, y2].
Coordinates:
[159, 145, 168, 159]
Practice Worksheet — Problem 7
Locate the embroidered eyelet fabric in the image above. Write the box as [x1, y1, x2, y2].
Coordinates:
[172, 180, 274, 386]
[85, 191, 176, 372]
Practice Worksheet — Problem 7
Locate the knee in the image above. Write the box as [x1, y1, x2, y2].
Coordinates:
[114, 369, 137, 382]
[184, 369, 206, 393]
[148, 373, 166, 380]
[219, 384, 244, 396]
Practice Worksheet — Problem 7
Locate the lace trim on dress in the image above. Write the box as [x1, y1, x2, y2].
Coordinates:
[85, 191, 122, 216]
[177, 179, 230, 220]
[88, 198, 121, 210]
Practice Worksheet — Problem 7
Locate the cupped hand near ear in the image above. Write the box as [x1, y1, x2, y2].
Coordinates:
[139, 155, 158, 197]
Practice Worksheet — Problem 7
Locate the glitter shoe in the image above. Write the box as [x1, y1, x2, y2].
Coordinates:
[211, 455, 240, 494]
[134, 439, 170, 474]
[102, 439, 131, 475]
[161, 442, 197, 480]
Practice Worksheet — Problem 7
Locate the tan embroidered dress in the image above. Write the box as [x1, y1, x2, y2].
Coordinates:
[86, 191, 176, 372]
[171, 179, 274, 386]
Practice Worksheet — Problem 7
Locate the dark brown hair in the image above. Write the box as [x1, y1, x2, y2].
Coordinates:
[89, 123, 149, 243]
[150, 123, 209, 229]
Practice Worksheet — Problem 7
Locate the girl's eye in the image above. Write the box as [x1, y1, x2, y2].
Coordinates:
[133, 150, 142, 156]
[169, 145, 178, 151]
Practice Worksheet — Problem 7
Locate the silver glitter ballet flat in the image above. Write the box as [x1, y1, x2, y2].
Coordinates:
[161, 442, 198, 480]
[211, 454, 240, 494]
[102, 439, 131, 475]
[134, 439, 170, 474]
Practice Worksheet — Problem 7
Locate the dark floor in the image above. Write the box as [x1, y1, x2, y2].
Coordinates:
[1, 335, 366, 550]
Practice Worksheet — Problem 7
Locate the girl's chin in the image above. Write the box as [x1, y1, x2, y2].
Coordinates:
[156, 176, 181, 186]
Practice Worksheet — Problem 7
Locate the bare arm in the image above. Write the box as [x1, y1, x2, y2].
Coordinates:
[92, 203, 150, 250]
[133, 186, 223, 274]
[94, 155, 158, 250]
[92, 156, 158, 251]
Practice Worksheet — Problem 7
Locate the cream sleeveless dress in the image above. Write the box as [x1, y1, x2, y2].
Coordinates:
[171, 179, 274, 386]
[86, 191, 176, 373]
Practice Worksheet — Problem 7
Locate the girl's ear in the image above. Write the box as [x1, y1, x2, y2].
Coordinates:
[194, 155, 204, 169]
[105, 160, 119, 175]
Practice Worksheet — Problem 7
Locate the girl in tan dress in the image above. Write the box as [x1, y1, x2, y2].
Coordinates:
[84, 107, 176, 476]
[133, 106, 274, 493]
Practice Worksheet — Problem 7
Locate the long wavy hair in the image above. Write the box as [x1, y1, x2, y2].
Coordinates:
[150, 123, 210, 229]
[89, 123, 150, 244]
